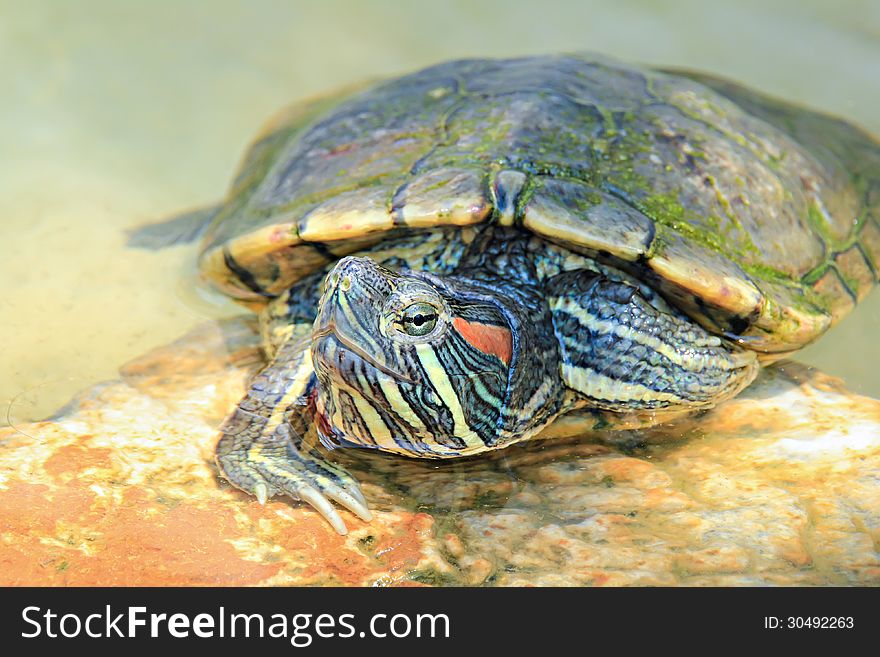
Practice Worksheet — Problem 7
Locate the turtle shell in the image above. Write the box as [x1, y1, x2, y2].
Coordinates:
[198, 54, 880, 353]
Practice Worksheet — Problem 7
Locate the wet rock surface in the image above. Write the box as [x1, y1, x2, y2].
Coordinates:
[1, 318, 878, 586]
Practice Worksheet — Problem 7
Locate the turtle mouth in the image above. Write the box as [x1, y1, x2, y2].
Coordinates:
[312, 325, 416, 385]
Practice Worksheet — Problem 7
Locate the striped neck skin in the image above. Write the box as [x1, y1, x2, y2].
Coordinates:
[309, 255, 561, 458]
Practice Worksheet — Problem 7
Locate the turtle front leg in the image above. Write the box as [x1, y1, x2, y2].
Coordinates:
[215, 323, 371, 534]
[546, 269, 759, 421]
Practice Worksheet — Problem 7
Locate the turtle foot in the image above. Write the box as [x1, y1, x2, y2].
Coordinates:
[215, 422, 371, 535]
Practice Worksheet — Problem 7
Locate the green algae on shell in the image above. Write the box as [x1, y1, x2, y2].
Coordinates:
[196, 53, 880, 354]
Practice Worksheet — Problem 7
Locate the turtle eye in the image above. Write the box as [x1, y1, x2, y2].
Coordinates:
[399, 302, 439, 336]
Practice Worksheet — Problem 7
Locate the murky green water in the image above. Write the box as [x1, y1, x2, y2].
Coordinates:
[3, 0, 879, 422]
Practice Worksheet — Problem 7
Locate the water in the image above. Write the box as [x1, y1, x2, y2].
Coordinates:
[3, 0, 879, 425]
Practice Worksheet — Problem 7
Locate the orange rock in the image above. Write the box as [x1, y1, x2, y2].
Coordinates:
[1, 319, 879, 586]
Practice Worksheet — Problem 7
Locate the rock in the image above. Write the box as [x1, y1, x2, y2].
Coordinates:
[1, 317, 878, 586]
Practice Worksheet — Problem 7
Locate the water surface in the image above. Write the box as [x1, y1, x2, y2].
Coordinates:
[3, 0, 879, 419]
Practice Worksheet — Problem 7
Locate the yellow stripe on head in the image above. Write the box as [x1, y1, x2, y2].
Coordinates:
[415, 343, 485, 451]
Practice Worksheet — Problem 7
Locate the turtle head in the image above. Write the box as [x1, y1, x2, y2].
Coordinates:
[312, 256, 454, 383]
[310, 256, 515, 456]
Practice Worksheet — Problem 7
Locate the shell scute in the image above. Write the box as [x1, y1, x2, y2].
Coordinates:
[391, 167, 491, 229]
[198, 54, 880, 350]
[522, 176, 654, 261]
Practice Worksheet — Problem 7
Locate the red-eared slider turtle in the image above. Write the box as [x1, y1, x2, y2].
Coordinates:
[135, 54, 880, 534]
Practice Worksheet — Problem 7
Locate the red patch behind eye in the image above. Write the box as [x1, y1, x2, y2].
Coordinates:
[452, 317, 512, 366]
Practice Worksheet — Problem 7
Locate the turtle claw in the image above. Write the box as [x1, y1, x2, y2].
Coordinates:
[298, 485, 349, 535]
[321, 483, 373, 523]
[254, 481, 270, 505]
[215, 425, 371, 535]
[263, 456, 371, 534]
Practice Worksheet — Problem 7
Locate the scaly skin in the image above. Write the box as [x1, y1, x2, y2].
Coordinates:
[215, 321, 371, 535]
[216, 230, 756, 533]
[174, 55, 880, 533]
